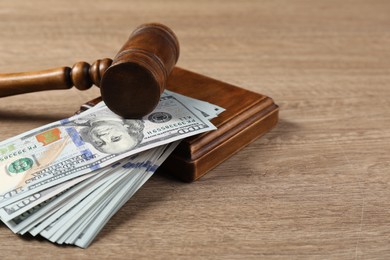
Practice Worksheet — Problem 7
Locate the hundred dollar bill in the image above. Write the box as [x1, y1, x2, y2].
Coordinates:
[0, 171, 97, 222]
[4, 146, 164, 228]
[38, 150, 155, 240]
[28, 145, 168, 238]
[25, 169, 124, 236]
[45, 143, 177, 245]
[163, 90, 225, 119]
[73, 143, 179, 248]
[0, 94, 216, 207]
[40, 169, 129, 241]
[46, 147, 167, 245]
[4, 170, 105, 234]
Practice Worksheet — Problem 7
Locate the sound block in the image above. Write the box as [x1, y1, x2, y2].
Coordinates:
[164, 68, 278, 181]
[80, 67, 279, 182]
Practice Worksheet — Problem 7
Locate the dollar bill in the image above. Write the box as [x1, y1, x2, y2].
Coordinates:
[62, 144, 175, 247]
[26, 152, 153, 236]
[73, 143, 179, 248]
[0, 90, 223, 248]
[4, 171, 104, 234]
[163, 90, 225, 119]
[11, 144, 172, 237]
[0, 94, 216, 208]
[43, 147, 165, 241]
[41, 170, 129, 241]
[0, 171, 97, 222]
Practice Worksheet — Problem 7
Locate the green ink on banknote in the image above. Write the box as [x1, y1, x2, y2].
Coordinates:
[0, 144, 16, 155]
[7, 158, 34, 175]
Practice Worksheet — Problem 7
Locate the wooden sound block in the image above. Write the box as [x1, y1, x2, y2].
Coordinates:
[80, 67, 278, 182]
[162, 67, 279, 182]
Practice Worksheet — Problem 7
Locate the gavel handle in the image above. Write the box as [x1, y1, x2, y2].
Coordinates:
[0, 58, 112, 97]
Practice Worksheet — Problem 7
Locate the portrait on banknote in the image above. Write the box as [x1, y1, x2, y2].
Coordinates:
[66, 108, 145, 154]
[0, 94, 217, 212]
[78, 118, 144, 154]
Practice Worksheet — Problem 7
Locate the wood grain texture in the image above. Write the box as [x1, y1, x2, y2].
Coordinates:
[164, 67, 278, 181]
[0, 0, 389, 259]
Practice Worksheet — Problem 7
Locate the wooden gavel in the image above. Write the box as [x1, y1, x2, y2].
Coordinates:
[0, 23, 179, 118]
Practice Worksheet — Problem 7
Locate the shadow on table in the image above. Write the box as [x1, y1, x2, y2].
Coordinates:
[0, 109, 68, 123]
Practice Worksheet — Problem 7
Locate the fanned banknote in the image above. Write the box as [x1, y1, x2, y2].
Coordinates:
[0, 93, 216, 207]
[0, 90, 224, 248]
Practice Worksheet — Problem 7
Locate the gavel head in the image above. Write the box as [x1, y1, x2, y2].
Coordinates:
[100, 23, 180, 119]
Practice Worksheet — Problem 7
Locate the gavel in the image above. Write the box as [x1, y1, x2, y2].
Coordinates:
[0, 23, 179, 118]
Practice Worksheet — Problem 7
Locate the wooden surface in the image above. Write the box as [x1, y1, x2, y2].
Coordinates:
[0, 0, 389, 259]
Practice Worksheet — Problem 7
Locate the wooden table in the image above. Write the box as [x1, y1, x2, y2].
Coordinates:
[0, 0, 389, 259]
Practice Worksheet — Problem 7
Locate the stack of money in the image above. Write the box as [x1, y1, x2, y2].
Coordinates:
[0, 91, 224, 248]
